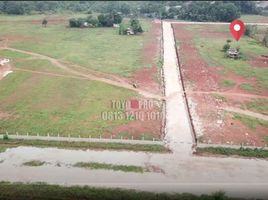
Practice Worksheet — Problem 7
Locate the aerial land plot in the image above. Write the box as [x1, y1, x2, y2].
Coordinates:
[173, 23, 268, 147]
[0, 15, 163, 140]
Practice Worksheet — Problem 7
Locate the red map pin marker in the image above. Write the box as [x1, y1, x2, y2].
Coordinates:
[229, 19, 245, 41]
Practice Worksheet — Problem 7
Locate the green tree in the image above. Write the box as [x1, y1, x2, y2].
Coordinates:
[130, 18, 143, 34]
[42, 19, 48, 27]
[223, 43, 230, 52]
[263, 30, 268, 47]
[98, 14, 113, 27]
[4, 1, 25, 15]
[119, 23, 127, 35]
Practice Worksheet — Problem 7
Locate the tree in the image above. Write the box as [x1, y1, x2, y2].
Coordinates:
[130, 18, 143, 34]
[119, 23, 127, 35]
[176, 2, 240, 22]
[42, 19, 48, 27]
[263, 30, 268, 47]
[98, 14, 113, 27]
[230, 1, 260, 14]
[112, 12, 123, 24]
[223, 43, 230, 52]
[4, 1, 25, 15]
[215, 3, 240, 22]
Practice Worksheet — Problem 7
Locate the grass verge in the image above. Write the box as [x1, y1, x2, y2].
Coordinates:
[0, 138, 168, 153]
[196, 147, 268, 158]
[22, 160, 46, 167]
[73, 162, 145, 173]
[232, 112, 268, 129]
[0, 182, 233, 200]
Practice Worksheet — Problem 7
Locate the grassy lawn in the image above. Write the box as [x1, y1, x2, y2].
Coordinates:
[0, 182, 231, 200]
[239, 15, 268, 23]
[244, 99, 268, 115]
[0, 68, 140, 137]
[73, 162, 145, 173]
[231, 112, 268, 129]
[220, 79, 236, 87]
[0, 138, 168, 153]
[187, 24, 268, 91]
[0, 49, 72, 75]
[0, 15, 162, 140]
[196, 147, 268, 158]
[0, 15, 151, 77]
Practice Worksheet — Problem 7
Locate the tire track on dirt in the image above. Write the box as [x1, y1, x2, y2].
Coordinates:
[1, 47, 163, 100]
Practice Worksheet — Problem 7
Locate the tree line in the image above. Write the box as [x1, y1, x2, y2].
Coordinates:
[0, 1, 266, 23]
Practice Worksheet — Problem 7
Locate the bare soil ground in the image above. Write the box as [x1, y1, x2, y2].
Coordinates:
[131, 22, 162, 94]
[173, 24, 268, 147]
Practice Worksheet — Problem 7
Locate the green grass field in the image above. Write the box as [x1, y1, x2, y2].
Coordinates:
[0, 182, 231, 200]
[0, 14, 161, 139]
[0, 69, 139, 137]
[186, 24, 268, 91]
[0, 15, 151, 77]
[239, 15, 268, 23]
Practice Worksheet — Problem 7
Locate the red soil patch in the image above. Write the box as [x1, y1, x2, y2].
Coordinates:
[173, 24, 268, 147]
[130, 21, 162, 94]
[173, 24, 220, 91]
[0, 112, 11, 120]
[103, 99, 163, 140]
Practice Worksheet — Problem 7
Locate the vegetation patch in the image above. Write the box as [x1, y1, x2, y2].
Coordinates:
[232, 112, 268, 129]
[220, 79, 236, 87]
[212, 93, 226, 102]
[0, 182, 233, 200]
[22, 160, 46, 167]
[196, 147, 268, 158]
[0, 147, 7, 153]
[73, 162, 145, 173]
[245, 99, 268, 115]
[0, 138, 168, 153]
[239, 83, 255, 92]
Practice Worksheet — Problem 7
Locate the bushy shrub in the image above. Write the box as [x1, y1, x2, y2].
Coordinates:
[130, 18, 143, 34]
[119, 23, 128, 35]
[222, 43, 230, 52]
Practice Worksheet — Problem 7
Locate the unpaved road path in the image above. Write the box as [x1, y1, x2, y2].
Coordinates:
[224, 106, 268, 121]
[162, 21, 194, 155]
[0, 47, 162, 100]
